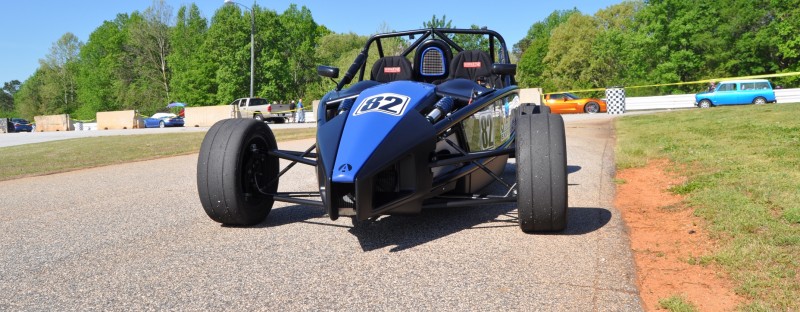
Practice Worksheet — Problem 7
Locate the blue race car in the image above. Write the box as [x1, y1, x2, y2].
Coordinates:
[144, 113, 184, 128]
[196, 28, 568, 233]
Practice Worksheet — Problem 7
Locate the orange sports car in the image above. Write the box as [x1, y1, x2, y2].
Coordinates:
[543, 92, 607, 114]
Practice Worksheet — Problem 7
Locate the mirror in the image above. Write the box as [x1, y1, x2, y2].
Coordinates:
[317, 65, 339, 79]
[491, 63, 516, 76]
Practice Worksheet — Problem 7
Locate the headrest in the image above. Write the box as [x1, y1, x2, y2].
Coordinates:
[370, 56, 413, 83]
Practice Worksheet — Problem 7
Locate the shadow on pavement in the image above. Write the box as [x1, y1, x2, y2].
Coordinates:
[241, 161, 610, 251]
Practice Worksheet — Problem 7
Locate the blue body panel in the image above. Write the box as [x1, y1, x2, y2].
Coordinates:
[695, 80, 776, 106]
[144, 117, 184, 128]
[332, 81, 436, 183]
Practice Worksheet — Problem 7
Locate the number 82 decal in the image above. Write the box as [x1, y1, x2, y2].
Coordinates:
[353, 93, 411, 117]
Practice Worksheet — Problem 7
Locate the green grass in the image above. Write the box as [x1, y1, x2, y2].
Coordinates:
[0, 127, 316, 181]
[616, 103, 800, 310]
[658, 295, 699, 312]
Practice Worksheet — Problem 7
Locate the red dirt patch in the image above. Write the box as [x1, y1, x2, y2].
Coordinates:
[614, 159, 745, 311]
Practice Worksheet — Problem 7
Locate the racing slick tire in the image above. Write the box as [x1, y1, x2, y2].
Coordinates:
[197, 118, 279, 225]
[515, 111, 568, 233]
[512, 104, 550, 159]
[520, 103, 550, 115]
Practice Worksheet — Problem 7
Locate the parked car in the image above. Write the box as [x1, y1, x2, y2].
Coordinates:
[544, 92, 607, 114]
[230, 98, 290, 123]
[695, 79, 776, 108]
[11, 118, 33, 132]
[144, 113, 184, 128]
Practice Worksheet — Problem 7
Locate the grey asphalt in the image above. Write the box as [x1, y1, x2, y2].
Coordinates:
[0, 114, 642, 311]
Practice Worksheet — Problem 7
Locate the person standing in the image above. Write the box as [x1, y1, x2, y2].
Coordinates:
[297, 98, 305, 123]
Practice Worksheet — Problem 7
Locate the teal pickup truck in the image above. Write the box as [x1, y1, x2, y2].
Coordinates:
[695, 79, 777, 108]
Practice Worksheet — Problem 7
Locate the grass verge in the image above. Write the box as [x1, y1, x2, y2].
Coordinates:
[616, 103, 800, 310]
[0, 127, 316, 181]
[658, 295, 698, 312]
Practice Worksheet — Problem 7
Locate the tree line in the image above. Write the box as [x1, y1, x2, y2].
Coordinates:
[515, 0, 800, 96]
[5, 1, 329, 120]
[2, 0, 799, 120]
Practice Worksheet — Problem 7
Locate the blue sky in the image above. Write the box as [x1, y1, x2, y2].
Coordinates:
[0, 0, 620, 84]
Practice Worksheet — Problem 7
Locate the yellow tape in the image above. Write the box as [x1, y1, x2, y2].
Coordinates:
[551, 71, 800, 94]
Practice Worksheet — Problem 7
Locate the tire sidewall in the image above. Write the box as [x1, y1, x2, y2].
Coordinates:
[515, 111, 568, 232]
[197, 119, 278, 225]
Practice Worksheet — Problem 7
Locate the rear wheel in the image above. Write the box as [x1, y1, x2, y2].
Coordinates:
[753, 97, 767, 105]
[197, 119, 279, 225]
[699, 99, 712, 108]
[515, 110, 568, 232]
[254, 114, 264, 122]
[584, 102, 600, 114]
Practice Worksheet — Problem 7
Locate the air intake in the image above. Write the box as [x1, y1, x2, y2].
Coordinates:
[421, 47, 445, 76]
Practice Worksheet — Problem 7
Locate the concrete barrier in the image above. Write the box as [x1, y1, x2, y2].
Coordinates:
[184, 105, 240, 127]
[617, 88, 800, 111]
[0, 118, 12, 133]
[518, 88, 543, 105]
[34, 114, 74, 132]
[97, 110, 139, 130]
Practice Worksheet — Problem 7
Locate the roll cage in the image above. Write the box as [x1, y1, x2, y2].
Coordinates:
[329, 28, 516, 91]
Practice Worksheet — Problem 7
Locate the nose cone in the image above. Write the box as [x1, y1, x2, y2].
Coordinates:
[332, 81, 435, 183]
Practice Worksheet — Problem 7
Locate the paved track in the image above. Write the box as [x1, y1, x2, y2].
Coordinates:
[0, 114, 642, 311]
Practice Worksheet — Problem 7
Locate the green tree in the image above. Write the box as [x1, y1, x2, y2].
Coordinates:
[75, 14, 131, 119]
[542, 13, 599, 91]
[129, 0, 173, 113]
[634, 0, 718, 92]
[0, 80, 21, 115]
[306, 32, 366, 100]
[279, 4, 321, 101]
[169, 4, 215, 106]
[22, 32, 84, 116]
[14, 70, 47, 119]
[516, 9, 577, 89]
[587, 1, 646, 90]
[422, 14, 453, 28]
[205, 5, 251, 104]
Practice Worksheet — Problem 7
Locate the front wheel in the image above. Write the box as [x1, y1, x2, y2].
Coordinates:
[159, 121, 165, 128]
[197, 119, 279, 225]
[753, 97, 767, 105]
[515, 110, 568, 232]
[584, 102, 600, 114]
[699, 99, 712, 108]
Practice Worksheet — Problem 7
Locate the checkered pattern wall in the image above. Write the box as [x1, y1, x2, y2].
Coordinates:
[605, 87, 626, 114]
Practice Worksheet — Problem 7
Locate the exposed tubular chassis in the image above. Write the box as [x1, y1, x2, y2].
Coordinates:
[196, 27, 567, 233]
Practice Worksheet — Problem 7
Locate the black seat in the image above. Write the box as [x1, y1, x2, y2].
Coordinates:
[448, 50, 501, 88]
[370, 56, 413, 83]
